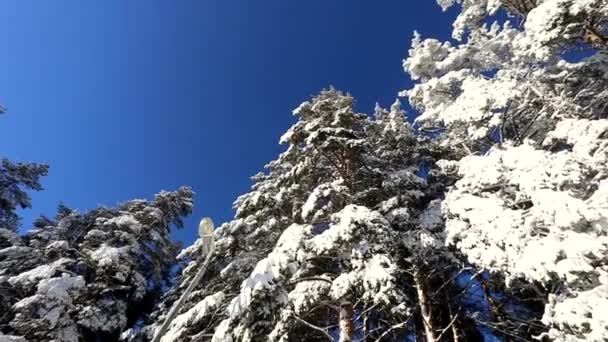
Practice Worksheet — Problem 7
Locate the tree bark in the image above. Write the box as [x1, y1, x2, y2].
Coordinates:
[339, 301, 355, 342]
[414, 270, 437, 342]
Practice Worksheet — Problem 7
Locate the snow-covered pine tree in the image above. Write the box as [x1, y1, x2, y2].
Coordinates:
[366, 101, 468, 342]
[0, 131, 49, 336]
[139, 89, 474, 342]
[0, 112, 46, 341]
[0, 158, 48, 232]
[0, 187, 193, 341]
[404, 1, 608, 340]
[132, 88, 370, 341]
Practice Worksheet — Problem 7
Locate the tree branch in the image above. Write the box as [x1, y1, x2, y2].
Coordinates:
[292, 315, 334, 341]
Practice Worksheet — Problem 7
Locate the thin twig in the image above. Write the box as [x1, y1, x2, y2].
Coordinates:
[292, 315, 334, 341]
[436, 307, 460, 341]
[373, 315, 413, 342]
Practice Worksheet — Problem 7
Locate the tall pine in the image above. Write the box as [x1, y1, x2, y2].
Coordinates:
[404, 0, 608, 340]
[0, 188, 193, 341]
[140, 89, 473, 342]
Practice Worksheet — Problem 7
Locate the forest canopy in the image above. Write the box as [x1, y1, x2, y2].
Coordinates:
[1, 1, 607, 341]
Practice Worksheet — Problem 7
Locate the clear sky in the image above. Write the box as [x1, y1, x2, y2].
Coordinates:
[0, 1, 456, 246]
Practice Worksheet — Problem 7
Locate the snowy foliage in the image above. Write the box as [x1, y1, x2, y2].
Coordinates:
[444, 119, 608, 340]
[11, 275, 86, 342]
[403, 0, 608, 340]
[0, 187, 193, 341]
[2, 1, 606, 341]
[0, 335, 25, 342]
[158, 292, 225, 342]
[139, 89, 471, 342]
[405, 1, 608, 155]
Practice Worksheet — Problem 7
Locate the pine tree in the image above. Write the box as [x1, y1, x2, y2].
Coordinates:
[0, 117, 49, 335]
[0, 187, 194, 341]
[404, 1, 608, 340]
[0, 159, 48, 232]
[139, 89, 474, 342]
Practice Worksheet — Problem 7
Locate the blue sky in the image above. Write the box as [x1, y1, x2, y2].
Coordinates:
[0, 1, 455, 245]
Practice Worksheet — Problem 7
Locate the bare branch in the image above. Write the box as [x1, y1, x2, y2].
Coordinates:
[289, 276, 334, 286]
[372, 315, 413, 342]
[292, 315, 334, 341]
[436, 307, 460, 341]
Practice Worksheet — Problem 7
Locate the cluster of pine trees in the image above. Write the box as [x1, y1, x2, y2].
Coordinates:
[0, 155, 194, 341]
[1, 0, 607, 341]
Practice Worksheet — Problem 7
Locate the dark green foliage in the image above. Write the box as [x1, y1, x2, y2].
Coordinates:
[0, 159, 48, 232]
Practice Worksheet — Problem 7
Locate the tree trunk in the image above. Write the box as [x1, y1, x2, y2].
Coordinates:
[415, 270, 437, 342]
[339, 301, 355, 342]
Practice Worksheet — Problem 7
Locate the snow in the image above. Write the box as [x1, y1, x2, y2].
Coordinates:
[442, 118, 608, 339]
[212, 223, 311, 340]
[524, 0, 567, 46]
[161, 292, 225, 342]
[521, 0, 602, 59]
[8, 257, 73, 288]
[37, 275, 85, 301]
[544, 119, 608, 163]
[105, 214, 143, 233]
[212, 320, 233, 342]
[330, 254, 403, 306]
[432, 0, 511, 40]
[0, 228, 22, 246]
[279, 127, 295, 145]
[13, 275, 84, 312]
[292, 100, 311, 116]
[144, 52, 608, 339]
[12, 274, 85, 342]
[45, 240, 69, 254]
[45, 240, 69, 250]
[211, 205, 400, 340]
[89, 244, 132, 281]
[288, 279, 331, 314]
[411, 71, 519, 137]
[419, 199, 444, 231]
[177, 237, 203, 260]
[542, 285, 608, 341]
[445, 136, 608, 281]
[301, 180, 348, 221]
[90, 244, 126, 267]
[78, 304, 128, 333]
[403, 1, 608, 337]
[83, 229, 107, 241]
[0, 187, 194, 341]
[310, 205, 388, 254]
[436, 0, 456, 11]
